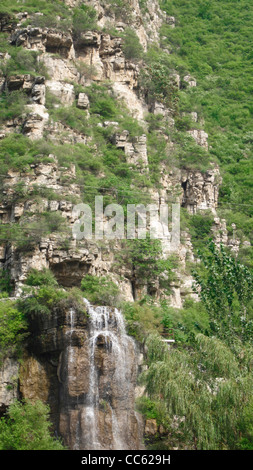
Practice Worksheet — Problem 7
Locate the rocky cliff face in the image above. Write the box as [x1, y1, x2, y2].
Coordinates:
[16, 299, 143, 449]
[0, 0, 238, 450]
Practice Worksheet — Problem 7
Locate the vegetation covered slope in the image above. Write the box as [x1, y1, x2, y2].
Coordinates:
[0, 0, 253, 451]
[160, 0, 253, 250]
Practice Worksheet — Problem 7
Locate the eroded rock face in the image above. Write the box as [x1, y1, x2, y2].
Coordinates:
[2, 74, 45, 105]
[46, 80, 75, 106]
[0, 357, 19, 415]
[65, 0, 166, 51]
[112, 131, 149, 171]
[19, 301, 143, 450]
[11, 28, 74, 58]
[188, 129, 209, 150]
[181, 168, 221, 214]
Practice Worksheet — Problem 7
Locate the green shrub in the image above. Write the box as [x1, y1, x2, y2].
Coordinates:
[116, 238, 177, 295]
[81, 274, 120, 306]
[135, 396, 168, 427]
[102, 0, 131, 22]
[0, 300, 28, 363]
[0, 269, 12, 297]
[0, 44, 47, 77]
[17, 286, 68, 317]
[0, 90, 29, 124]
[0, 134, 54, 176]
[186, 211, 214, 252]
[86, 84, 119, 120]
[72, 5, 98, 39]
[160, 299, 210, 344]
[139, 54, 179, 109]
[48, 104, 89, 135]
[122, 301, 163, 341]
[0, 399, 66, 450]
[25, 268, 58, 287]
[122, 27, 143, 61]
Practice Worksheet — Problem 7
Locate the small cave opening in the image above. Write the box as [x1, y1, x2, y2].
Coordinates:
[181, 180, 188, 192]
[181, 180, 188, 207]
[45, 40, 71, 58]
[50, 260, 90, 288]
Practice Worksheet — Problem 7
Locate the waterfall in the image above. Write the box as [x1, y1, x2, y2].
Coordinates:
[60, 299, 143, 450]
[78, 298, 139, 450]
[68, 308, 75, 376]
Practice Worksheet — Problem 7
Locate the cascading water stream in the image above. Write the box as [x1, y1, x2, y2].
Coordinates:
[68, 308, 75, 375]
[80, 298, 138, 450]
[61, 299, 143, 450]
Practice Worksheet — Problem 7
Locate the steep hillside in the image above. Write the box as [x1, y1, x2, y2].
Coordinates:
[0, 0, 252, 452]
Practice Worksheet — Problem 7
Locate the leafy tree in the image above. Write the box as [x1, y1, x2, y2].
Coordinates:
[0, 301, 27, 364]
[0, 400, 65, 450]
[141, 333, 253, 450]
[193, 240, 253, 341]
[17, 286, 68, 317]
[118, 237, 177, 295]
[122, 27, 143, 60]
[139, 244, 253, 450]
[140, 60, 179, 109]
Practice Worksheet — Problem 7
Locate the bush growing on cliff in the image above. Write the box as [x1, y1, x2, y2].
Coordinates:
[122, 27, 143, 61]
[0, 399, 66, 450]
[17, 286, 68, 317]
[139, 51, 179, 110]
[122, 301, 163, 342]
[81, 274, 120, 306]
[72, 5, 98, 39]
[0, 90, 29, 124]
[0, 269, 12, 297]
[25, 268, 58, 288]
[116, 237, 177, 296]
[0, 300, 28, 364]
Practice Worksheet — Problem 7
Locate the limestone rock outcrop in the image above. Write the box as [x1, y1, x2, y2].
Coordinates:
[181, 168, 221, 214]
[0, 357, 19, 414]
[11, 28, 74, 58]
[112, 130, 149, 171]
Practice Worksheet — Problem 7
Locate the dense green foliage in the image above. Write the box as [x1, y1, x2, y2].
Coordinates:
[121, 27, 144, 60]
[115, 237, 177, 296]
[142, 332, 253, 450]
[81, 274, 121, 306]
[0, 300, 27, 364]
[72, 4, 98, 38]
[25, 267, 58, 288]
[158, 0, 253, 240]
[122, 301, 164, 342]
[193, 241, 253, 342]
[139, 242, 253, 450]
[0, 400, 65, 450]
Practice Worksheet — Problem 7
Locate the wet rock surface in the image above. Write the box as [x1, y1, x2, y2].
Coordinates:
[18, 300, 143, 449]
